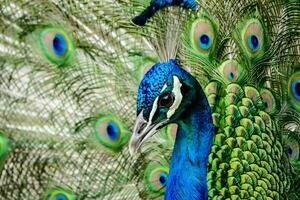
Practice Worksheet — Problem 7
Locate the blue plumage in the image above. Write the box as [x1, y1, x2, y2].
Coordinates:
[165, 95, 213, 200]
[137, 61, 173, 112]
[132, 0, 198, 26]
[137, 60, 183, 117]
[131, 59, 214, 199]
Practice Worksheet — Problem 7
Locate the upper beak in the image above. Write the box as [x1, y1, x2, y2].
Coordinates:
[129, 110, 167, 155]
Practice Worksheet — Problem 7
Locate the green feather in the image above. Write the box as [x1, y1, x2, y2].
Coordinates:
[0, 134, 10, 167]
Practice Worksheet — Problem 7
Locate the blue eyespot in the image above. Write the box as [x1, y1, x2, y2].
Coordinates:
[287, 145, 293, 157]
[285, 140, 299, 161]
[247, 35, 259, 52]
[198, 34, 212, 50]
[159, 172, 167, 186]
[283, 134, 299, 163]
[106, 122, 119, 141]
[144, 165, 168, 193]
[220, 61, 242, 83]
[229, 72, 235, 80]
[94, 115, 129, 151]
[263, 101, 268, 109]
[291, 80, 300, 101]
[55, 194, 67, 200]
[52, 34, 67, 56]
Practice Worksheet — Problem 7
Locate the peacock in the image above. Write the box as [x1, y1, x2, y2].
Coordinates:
[0, 0, 299, 199]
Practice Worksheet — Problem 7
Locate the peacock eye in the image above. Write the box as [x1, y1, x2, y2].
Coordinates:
[219, 60, 244, 83]
[260, 89, 277, 114]
[242, 19, 264, 56]
[291, 80, 300, 100]
[288, 72, 300, 110]
[55, 194, 68, 200]
[44, 187, 76, 200]
[247, 35, 260, 52]
[166, 123, 178, 141]
[39, 28, 74, 65]
[158, 172, 168, 186]
[106, 122, 119, 141]
[158, 93, 175, 108]
[52, 34, 67, 56]
[191, 18, 216, 56]
[198, 34, 212, 50]
[144, 164, 169, 193]
[283, 135, 299, 163]
[94, 115, 130, 151]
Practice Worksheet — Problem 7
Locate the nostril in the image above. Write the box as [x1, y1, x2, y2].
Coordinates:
[137, 123, 147, 134]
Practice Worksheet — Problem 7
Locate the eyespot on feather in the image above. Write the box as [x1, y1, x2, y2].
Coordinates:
[94, 115, 130, 151]
[241, 19, 264, 56]
[190, 18, 216, 55]
[55, 194, 67, 200]
[166, 123, 178, 141]
[288, 72, 300, 110]
[283, 135, 299, 164]
[219, 60, 244, 83]
[40, 28, 74, 65]
[260, 89, 277, 114]
[244, 86, 262, 106]
[43, 187, 77, 200]
[144, 164, 169, 193]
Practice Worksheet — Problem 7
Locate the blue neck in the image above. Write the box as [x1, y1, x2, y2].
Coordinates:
[165, 89, 214, 200]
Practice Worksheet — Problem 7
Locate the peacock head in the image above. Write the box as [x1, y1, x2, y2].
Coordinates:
[129, 59, 200, 155]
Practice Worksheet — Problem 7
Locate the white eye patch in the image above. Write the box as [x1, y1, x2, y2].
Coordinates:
[147, 76, 183, 124]
[148, 83, 167, 124]
[167, 76, 183, 119]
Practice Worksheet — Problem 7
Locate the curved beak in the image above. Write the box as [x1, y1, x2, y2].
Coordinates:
[129, 110, 167, 155]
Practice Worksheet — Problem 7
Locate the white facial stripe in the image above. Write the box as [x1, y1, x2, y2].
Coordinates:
[161, 84, 168, 93]
[167, 76, 183, 119]
[148, 97, 159, 124]
[148, 83, 168, 125]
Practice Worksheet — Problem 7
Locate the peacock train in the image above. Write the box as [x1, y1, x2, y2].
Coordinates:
[0, 0, 299, 199]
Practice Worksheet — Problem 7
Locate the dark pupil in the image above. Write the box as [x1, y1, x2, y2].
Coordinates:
[229, 72, 235, 79]
[159, 93, 174, 108]
[56, 194, 67, 200]
[287, 146, 293, 156]
[263, 101, 268, 109]
[251, 35, 259, 48]
[107, 124, 118, 141]
[159, 175, 166, 185]
[200, 34, 209, 45]
[52, 34, 67, 56]
[53, 36, 64, 52]
[295, 82, 300, 96]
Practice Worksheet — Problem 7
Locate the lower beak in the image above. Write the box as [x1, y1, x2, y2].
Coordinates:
[129, 110, 167, 155]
